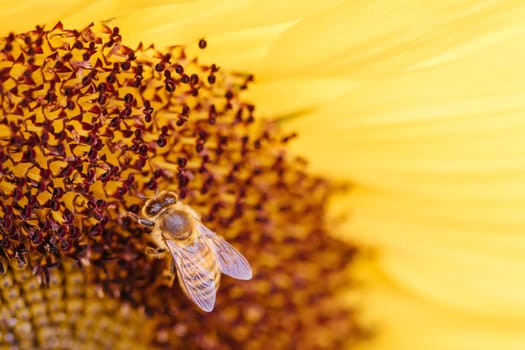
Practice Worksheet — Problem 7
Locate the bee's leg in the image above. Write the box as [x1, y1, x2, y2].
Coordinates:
[145, 247, 167, 259]
[161, 259, 176, 287]
[162, 271, 175, 287]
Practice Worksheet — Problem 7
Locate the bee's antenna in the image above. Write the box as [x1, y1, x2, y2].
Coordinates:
[120, 212, 155, 227]
[136, 192, 148, 201]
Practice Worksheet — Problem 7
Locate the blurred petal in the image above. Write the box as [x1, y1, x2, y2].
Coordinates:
[283, 2, 525, 349]
[262, 1, 525, 79]
[352, 259, 525, 350]
[246, 78, 358, 117]
[0, 0, 120, 33]
[117, 1, 347, 47]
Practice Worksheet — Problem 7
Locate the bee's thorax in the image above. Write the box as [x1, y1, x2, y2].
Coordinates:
[160, 209, 192, 240]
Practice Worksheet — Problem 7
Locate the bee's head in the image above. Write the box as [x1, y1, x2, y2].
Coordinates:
[142, 191, 178, 218]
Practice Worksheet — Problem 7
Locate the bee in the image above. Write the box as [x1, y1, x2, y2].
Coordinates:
[128, 190, 252, 312]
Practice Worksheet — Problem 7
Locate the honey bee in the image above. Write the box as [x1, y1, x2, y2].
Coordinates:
[128, 190, 252, 312]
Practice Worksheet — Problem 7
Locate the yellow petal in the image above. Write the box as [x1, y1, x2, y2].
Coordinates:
[352, 259, 525, 350]
[262, 1, 525, 79]
[109, 0, 351, 74]
[0, 0, 118, 33]
[114, 0, 348, 48]
[284, 2, 525, 349]
[245, 78, 358, 117]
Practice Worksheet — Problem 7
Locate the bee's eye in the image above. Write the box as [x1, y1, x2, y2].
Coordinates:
[144, 192, 178, 216]
[163, 193, 177, 205]
[145, 201, 163, 216]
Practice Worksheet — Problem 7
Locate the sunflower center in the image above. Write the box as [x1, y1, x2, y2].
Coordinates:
[0, 22, 360, 350]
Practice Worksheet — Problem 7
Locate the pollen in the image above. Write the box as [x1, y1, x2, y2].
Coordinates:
[0, 23, 362, 349]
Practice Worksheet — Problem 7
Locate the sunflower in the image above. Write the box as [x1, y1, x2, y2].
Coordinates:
[0, 1, 363, 350]
[1, 1, 524, 350]
[276, 2, 525, 350]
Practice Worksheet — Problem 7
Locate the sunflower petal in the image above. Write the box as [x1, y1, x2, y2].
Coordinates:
[262, 1, 525, 79]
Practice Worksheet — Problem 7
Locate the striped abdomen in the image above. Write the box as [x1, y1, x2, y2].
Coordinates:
[169, 237, 221, 312]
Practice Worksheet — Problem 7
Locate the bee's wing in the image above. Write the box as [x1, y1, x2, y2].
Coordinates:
[196, 222, 253, 280]
[164, 239, 217, 312]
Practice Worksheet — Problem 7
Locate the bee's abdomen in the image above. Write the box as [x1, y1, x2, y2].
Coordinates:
[177, 242, 221, 300]
[188, 245, 219, 282]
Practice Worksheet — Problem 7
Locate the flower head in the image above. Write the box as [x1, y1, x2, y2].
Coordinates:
[0, 22, 360, 349]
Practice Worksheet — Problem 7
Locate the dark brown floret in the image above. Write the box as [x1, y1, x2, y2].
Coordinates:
[0, 22, 362, 349]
